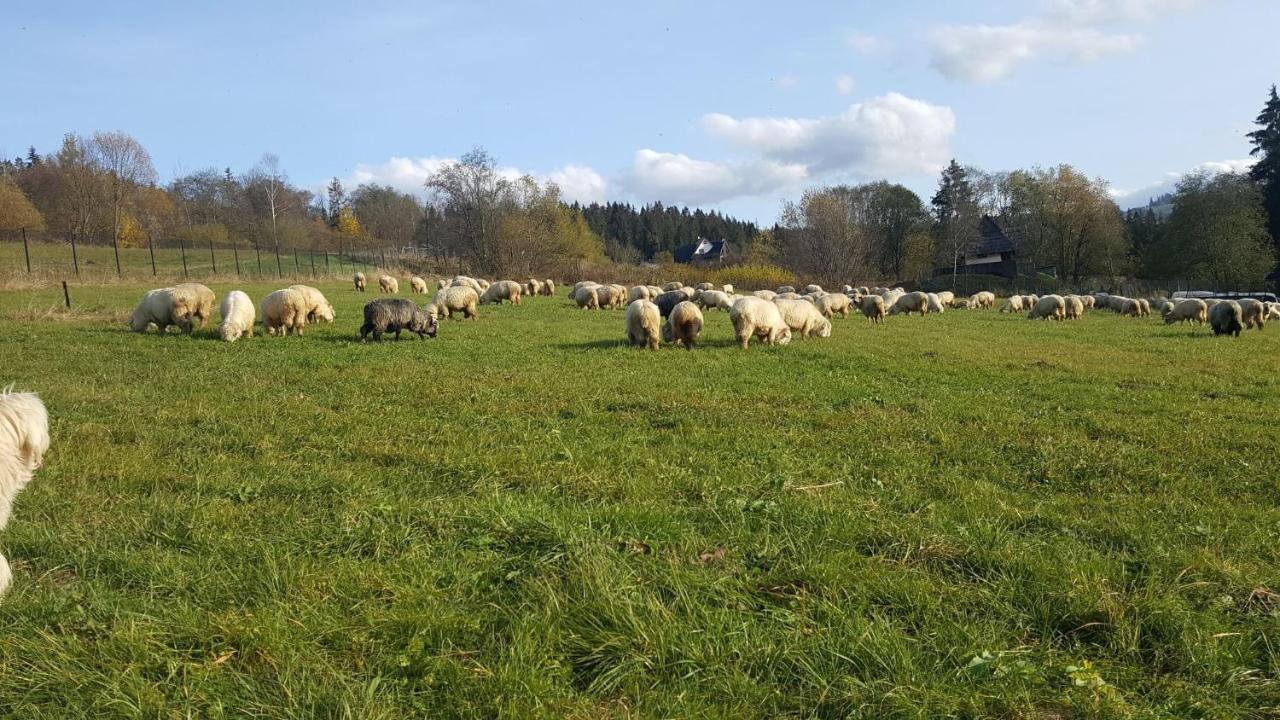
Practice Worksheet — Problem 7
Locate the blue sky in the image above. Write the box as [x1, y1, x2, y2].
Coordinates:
[2, 0, 1277, 223]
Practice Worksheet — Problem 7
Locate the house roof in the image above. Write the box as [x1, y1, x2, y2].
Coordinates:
[674, 238, 725, 263]
[968, 215, 1016, 256]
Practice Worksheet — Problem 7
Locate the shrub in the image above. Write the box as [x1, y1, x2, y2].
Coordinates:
[706, 263, 797, 291]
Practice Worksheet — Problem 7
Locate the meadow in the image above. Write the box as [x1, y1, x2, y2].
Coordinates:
[0, 271, 1278, 718]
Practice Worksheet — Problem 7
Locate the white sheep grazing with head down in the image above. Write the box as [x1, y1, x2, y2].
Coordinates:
[697, 290, 730, 311]
[288, 285, 336, 323]
[1266, 302, 1280, 320]
[774, 298, 832, 338]
[543, 279, 556, 296]
[1163, 298, 1207, 325]
[1120, 298, 1143, 317]
[730, 296, 792, 349]
[752, 289, 777, 301]
[480, 280, 523, 305]
[625, 299, 662, 350]
[573, 285, 601, 309]
[970, 291, 995, 309]
[129, 288, 193, 335]
[860, 295, 886, 323]
[926, 293, 946, 314]
[172, 283, 216, 328]
[378, 275, 399, 293]
[527, 278, 544, 297]
[437, 278, 449, 290]
[218, 290, 256, 342]
[663, 281, 683, 292]
[816, 292, 852, 318]
[1027, 294, 1066, 320]
[0, 389, 49, 596]
[433, 286, 480, 320]
[1238, 298, 1267, 329]
[888, 291, 930, 316]
[722, 284, 734, 294]
[664, 301, 704, 350]
[936, 291, 955, 307]
[628, 285, 652, 304]
[695, 282, 715, 292]
[1063, 295, 1084, 320]
[410, 276, 428, 295]
[803, 284, 823, 295]
[1000, 296, 1025, 313]
[354, 272, 367, 292]
[262, 288, 309, 336]
[776, 285, 796, 294]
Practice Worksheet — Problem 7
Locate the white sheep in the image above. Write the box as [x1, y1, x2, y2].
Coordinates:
[722, 284, 734, 294]
[480, 280, 523, 305]
[936, 291, 955, 306]
[573, 285, 601, 309]
[1163, 298, 1207, 325]
[218, 290, 256, 342]
[663, 281, 683, 291]
[354, 272, 367, 292]
[628, 285, 652, 303]
[0, 389, 50, 596]
[776, 285, 796, 294]
[752, 289, 778, 301]
[433, 286, 480, 320]
[860, 295, 886, 323]
[888, 291, 930, 316]
[970, 291, 995, 309]
[1063, 295, 1084, 320]
[1027, 294, 1066, 321]
[730, 296, 792, 349]
[288, 285, 335, 323]
[697, 290, 730, 311]
[172, 283, 216, 328]
[664, 300, 704, 350]
[542, 279, 556, 296]
[129, 288, 193, 335]
[695, 282, 715, 292]
[378, 275, 399, 293]
[816, 292, 852, 318]
[774, 298, 832, 338]
[1239, 298, 1267, 330]
[926, 293, 946, 314]
[1000, 296, 1025, 313]
[261, 288, 309, 336]
[625, 299, 661, 350]
[410, 276, 428, 294]
[803, 284, 823, 294]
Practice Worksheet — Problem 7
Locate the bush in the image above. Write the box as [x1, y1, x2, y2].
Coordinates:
[707, 263, 797, 292]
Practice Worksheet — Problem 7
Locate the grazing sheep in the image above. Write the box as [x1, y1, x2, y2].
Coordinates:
[628, 285, 652, 303]
[450, 276, 482, 293]
[360, 299, 438, 341]
[646, 285, 663, 299]
[378, 275, 399, 294]
[1136, 298, 1151, 317]
[1120, 298, 1144, 317]
[697, 290, 730, 311]
[776, 285, 796, 294]
[476, 279, 491, 291]
[816, 292, 852, 318]
[730, 296, 792, 349]
[882, 288, 906, 308]
[593, 284, 626, 309]
[480, 280, 523, 305]
[1000, 296, 1025, 313]
[654, 290, 690, 317]
[542, 279, 556, 296]
[952, 298, 972, 310]
[573, 285, 601, 310]
[409, 276, 427, 295]
[1163, 298, 1208, 325]
[438, 278, 448, 290]
[218, 290, 255, 342]
[1210, 300, 1243, 337]
[775, 298, 832, 338]
[172, 283, 216, 328]
[0, 389, 49, 596]
[624, 299, 662, 350]
[803, 284, 823, 295]
[860, 295, 887, 323]
[1027, 294, 1066, 321]
[926, 293, 946, 314]
[261, 288, 309, 336]
[288, 285, 336, 323]
[664, 300, 704, 350]
[889, 291, 930, 316]
[1239, 298, 1267, 330]
[663, 281, 683, 292]
[1267, 302, 1280, 320]
[129, 288, 193, 335]
[354, 272, 367, 292]
[722, 284, 734, 294]
[526, 278, 544, 297]
[970, 291, 995, 309]
[936, 291, 955, 307]
[775, 292, 803, 301]
[695, 282, 715, 292]
[1063, 295, 1084, 320]
[752, 290, 778, 301]
[1203, 298, 1223, 310]
[432, 286, 480, 320]
[1150, 298, 1174, 315]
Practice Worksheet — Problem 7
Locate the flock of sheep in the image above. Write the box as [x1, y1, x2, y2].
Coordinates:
[125, 272, 1280, 348]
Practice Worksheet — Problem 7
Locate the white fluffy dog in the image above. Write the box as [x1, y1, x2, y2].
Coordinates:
[0, 389, 50, 596]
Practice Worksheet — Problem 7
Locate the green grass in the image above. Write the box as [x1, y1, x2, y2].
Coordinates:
[1, 279, 1278, 718]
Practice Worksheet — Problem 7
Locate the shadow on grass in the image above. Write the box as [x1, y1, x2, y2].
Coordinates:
[555, 337, 749, 351]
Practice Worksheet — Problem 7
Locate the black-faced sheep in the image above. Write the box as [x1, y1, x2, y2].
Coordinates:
[360, 299, 438, 341]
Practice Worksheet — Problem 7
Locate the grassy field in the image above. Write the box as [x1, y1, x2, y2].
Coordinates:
[1, 278, 1278, 718]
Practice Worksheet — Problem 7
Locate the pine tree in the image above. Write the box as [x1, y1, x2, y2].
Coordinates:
[326, 178, 347, 228]
[1247, 84, 1280, 251]
[931, 159, 980, 284]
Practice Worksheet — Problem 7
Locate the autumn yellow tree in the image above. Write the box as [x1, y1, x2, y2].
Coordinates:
[336, 207, 363, 238]
[0, 175, 46, 232]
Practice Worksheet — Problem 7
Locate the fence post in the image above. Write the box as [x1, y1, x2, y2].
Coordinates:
[112, 233, 122, 276]
[179, 236, 189, 278]
[209, 239, 217, 275]
[233, 245, 241, 277]
[148, 234, 157, 275]
[310, 250, 316, 278]
[274, 244, 283, 278]
[22, 228, 31, 273]
[62, 280, 71, 309]
[380, 248, 386, 269]
[70, 234, 80, 276]
[292, 249, 300, 275]
[255, 245, 262, 275]
[325, 251, 330, 275]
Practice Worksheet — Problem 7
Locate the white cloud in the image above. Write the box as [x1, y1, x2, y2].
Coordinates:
[835, 74, 857, 95]
[701, 92, 955, 176]
[546, 164, 608, 205]
[347, 156, 608, 205]
[846, 31, 891, 54]
[1110, 157, 1255, 207]
[625, 149, 807, 206]
[929, 22, 1141, 82]
[929, 0, 1198, 83]
[773, 74, 799, 89]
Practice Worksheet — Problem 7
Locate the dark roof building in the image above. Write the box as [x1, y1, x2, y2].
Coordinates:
[674, 238, 727, 264]
[934, 215, 1019, 280]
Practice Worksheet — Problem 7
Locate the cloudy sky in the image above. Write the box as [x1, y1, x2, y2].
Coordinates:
[2, 0, 1276, 222]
